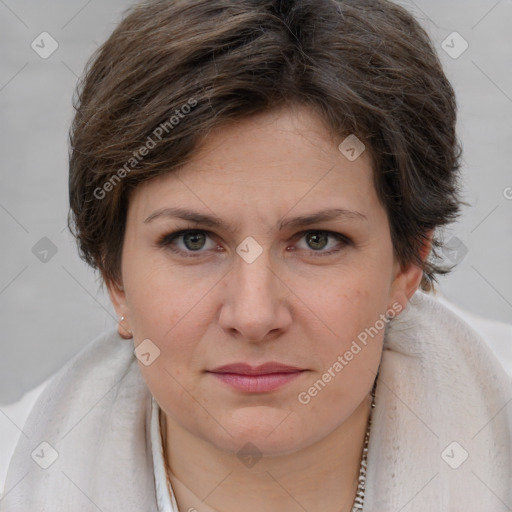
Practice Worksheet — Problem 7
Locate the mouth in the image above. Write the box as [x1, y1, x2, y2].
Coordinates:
[207, 363, 307, 393]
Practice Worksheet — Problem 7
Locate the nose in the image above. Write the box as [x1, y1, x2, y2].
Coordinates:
[217, 244, 292, 343]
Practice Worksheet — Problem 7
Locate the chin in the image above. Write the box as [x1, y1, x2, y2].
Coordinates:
[199, 412, 316, 458]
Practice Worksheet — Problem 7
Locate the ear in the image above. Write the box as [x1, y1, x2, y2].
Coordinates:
[389, 230, 434, 312]
[104, 276, 133, 339]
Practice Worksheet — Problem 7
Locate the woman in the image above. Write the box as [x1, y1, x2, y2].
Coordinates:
[2, 0, 511, 510]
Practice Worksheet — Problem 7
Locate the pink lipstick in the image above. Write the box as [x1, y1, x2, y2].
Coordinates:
[207, 362, 306, 393]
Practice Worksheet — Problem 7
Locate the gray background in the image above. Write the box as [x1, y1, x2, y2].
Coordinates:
[0, 0, 511, 405]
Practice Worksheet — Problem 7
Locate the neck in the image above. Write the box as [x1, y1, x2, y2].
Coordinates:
[161, 395, 372, 512]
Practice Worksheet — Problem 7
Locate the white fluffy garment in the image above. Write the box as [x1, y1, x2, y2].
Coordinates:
[1, 290, 511, 511]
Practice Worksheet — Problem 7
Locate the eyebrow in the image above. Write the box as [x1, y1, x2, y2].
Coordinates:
[144, 207, 368, 232]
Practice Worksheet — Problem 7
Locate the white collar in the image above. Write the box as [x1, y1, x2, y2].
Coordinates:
[150, 396, 180, 512]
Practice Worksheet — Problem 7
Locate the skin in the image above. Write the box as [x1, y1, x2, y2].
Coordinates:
[107, 104, 430, 512]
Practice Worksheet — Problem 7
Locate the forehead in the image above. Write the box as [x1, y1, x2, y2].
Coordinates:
[180, 105, 368, 179]
[129, 105, 381, 225]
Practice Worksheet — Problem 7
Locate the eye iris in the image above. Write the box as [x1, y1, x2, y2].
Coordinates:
[306, 232, 328, 250]
[184, 232, 206, 250]
[178, 231, 334, 252]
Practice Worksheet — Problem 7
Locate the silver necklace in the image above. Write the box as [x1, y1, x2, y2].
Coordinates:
[350, 380, 377, 512]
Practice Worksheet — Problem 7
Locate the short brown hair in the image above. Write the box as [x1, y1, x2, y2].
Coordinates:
[68, 0, 463, 290]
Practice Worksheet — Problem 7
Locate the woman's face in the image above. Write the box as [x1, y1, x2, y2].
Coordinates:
[108, 105, 422, 456]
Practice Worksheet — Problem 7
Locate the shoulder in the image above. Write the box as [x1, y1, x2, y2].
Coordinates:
[0, 377, 51, 498]
[0, 326, 124, 499]
[428, 289, 512, 378]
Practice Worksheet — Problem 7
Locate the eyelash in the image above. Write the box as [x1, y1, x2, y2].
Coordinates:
[156, 228, 352, 259]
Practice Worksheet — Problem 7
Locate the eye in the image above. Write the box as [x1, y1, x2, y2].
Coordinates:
[293, 230, 351, 256]
[157, 229, 351, 258]
[157, 229, 218, 258]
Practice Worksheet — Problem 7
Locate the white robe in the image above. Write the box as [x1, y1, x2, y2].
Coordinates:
[1, 290, 511, 511]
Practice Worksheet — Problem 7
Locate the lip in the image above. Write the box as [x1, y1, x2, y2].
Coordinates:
[207, 362, 306, 393]
[209, 362, 305, 375]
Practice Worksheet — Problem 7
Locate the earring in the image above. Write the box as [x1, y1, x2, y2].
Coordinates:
[119, 316, 133, 338]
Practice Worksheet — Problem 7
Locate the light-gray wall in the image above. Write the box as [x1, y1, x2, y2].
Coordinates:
[1, 0, 511, 404]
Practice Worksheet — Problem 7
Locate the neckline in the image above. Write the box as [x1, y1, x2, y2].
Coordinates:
[152, 383, 376, 512]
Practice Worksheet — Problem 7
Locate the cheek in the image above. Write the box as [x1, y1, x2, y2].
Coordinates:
[296, 285, 386, 421]
[304, 261, 392, 334]
[123, 247, 204, 331]
[316, 295, 386, 379]
[301, 269, 391, 381]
